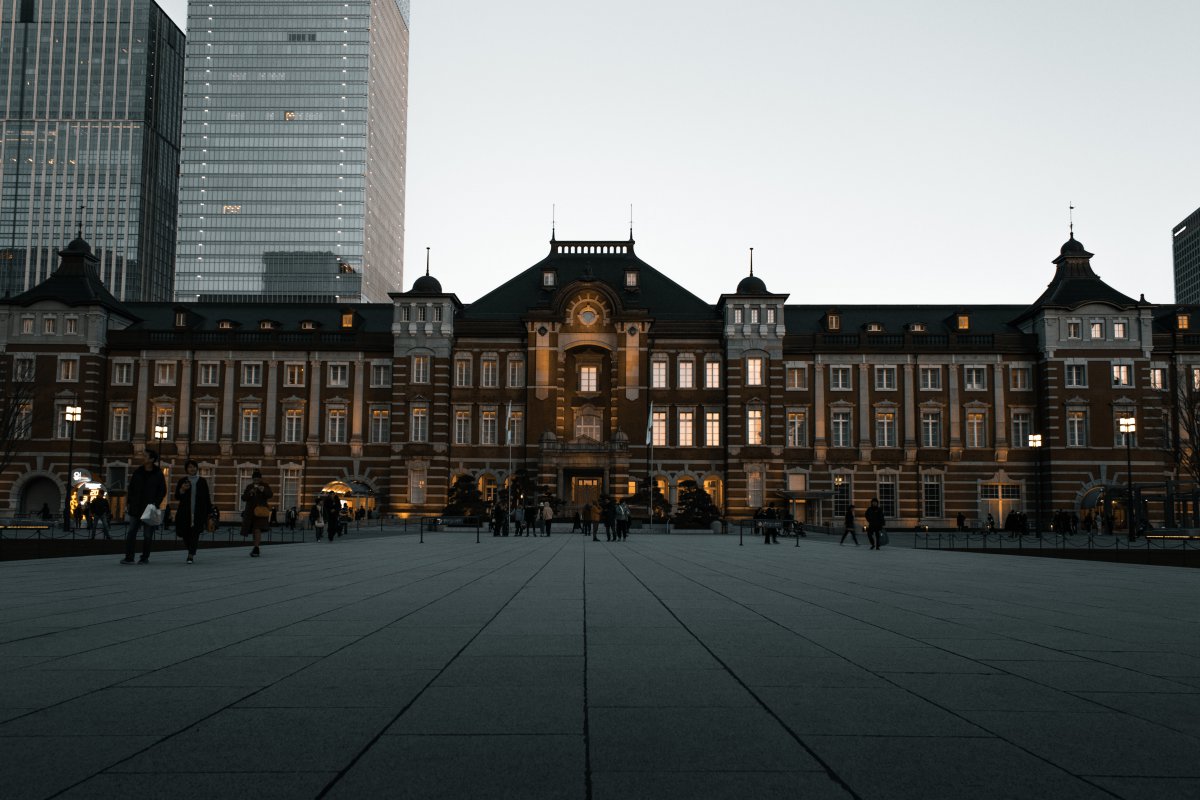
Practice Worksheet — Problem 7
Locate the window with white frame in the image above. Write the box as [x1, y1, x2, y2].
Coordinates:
[411, 356, 430, 384]
[923, 473, 944, 518]
[733, 307, 744, 324]
[833, 476, 851, 517]
[198, 362, 219, 386]
[575, 412, 602, 441]
[370, 363, 391, 387]
[283, 408, 303, 443]
[240, 407, 260, 442]
[651, 359, 668, 389]
[705, 360, 721, 388]
[705, 411, 721, 447]
[15, 356, 36, 381]
[921, 410, 941, 448]
[1066, 409, 1088, 447]
[454, 409, 471, 444]
[149, 405, 172, 440]
[919, 366, 941, 390]
[59, 357, 79, 382]
[1090, 320, 1105, 339]
[284, 363, 305, 387]
[875, 366, 897, 390]
[875, 410, 897, 447]
[508, 410, 524, 444]
[786, 364, 808, 390]
[542, 270, 556, 287]
[766, 307, 777, 324]
[14, 403, 31, 439]
[642, 408, 664, 447]
[1066, 320, 1082, 339]
[1011, 411, 1032, 447]
[454, 357, 472, 387]
[415, 306, 426, 322]
[746, 407, 764, 445]
[1066, 363, 1088, 388]
[786, 410, 808, 447]
[677, 410, 694, 447]
[1149, 367, 1166, 390]
[480, 356, 498, 388]
[329, 362, 350, 387]
[110, 405, 131, 441]
[749, 307, 760, 324]
[196, 406, 217, 442]
[20, 316, 33, 334]
[241, 362, 262, 387]
[746, 357, 764, 386]
[965, 411, 987, 448]
[433, 306, 443, 323]
[746, 468, 764, 509]
[155, 360, 175, 386]
[625, 269, 638, 288]
[964, 366, 987, 390]
[831, 410, 852, 447]
[55, 403, 75, 439]
[1010, 366, 1031, 390]
[508, 358, 525, 388]
[326, 407, 347, 444]
[1115, 411, 1137, 447]
[370, 408, 390, 443]
[64, 317, 78, 335]
[830, 365, 852, 390]
[480, 409, 498, 445]
[878, 474, 898, 518]
[1111, 363, 1132, 387]
[409, 466, 428, 504]
[579, 365, 599, 393]
[1113, 319, 1128, 339]
[678, 359, 694, 389]
[43, 316, 57, 335]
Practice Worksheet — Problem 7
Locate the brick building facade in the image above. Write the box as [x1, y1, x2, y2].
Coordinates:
[2, 233, 1196, 529]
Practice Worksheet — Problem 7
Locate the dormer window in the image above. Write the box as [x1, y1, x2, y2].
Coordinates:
[866, 322, 883, 333]
[341, 311, 354, 329]
[174, 311, 187, 327]
[1178, 313, 1190, 331]
[624, 270, 639, 288]
[909, 322, 927, 333]
[826, 313, 841, 332]
[259, 320, 276, 331]
[542, 270, 556, 287]
[218, 320, 234, 330]
[956, 314, 970, 331]
[301, 320, 316, 331]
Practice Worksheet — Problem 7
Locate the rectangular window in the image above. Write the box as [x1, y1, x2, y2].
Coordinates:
[59, 358, 79, 382]
[410, 407, 429, 443]
[111, 406, 131, 441]
[1066, 363, 1087, 388]
[197, 407, 217, 443]
[875, 366, 897, 390]
[20, 317, 33, 334]
[508, 410, 524, 444]
[43, 316, 57, 335]
[966, 412, 987, 448]
[749, 307, 760, 324]
[370, 408, 390, 443]
[15, 403, 32, 440]
[746, 469, 764, 509]
[923, 474, 944, 518]
[284, 363, 305, 387]
[433, 306, 443, 322]
[651, 360, 668, 389]
[1149, 367, 1165, 391]
[919, 366, 941, 390]
[705, 361, 721, 389]
[198, 362, 220, 386]
[241, 362, 262, 387]
[579, 365, 598, 392]
[678, 410, 694, 447]
[55, 404, 74, 439]
[329, 363, 350, 387]
[1113, 319, 1128, 339]
[733, 308, 744, 324]
[786, 365, 808, 390]
[831, 410, 852, 447]
[651, 409, 668, 447]
[454, 409, 471, 444]
[409, 467, 427, 504]
[1111, 364, 1131, 387]
[327, 408, 347, 443]
[1193, 367, 1200, 392]
[455, 358, 471, 387]
[1011, 411, 1032, 448]
[481, 410, 498, 445]
[766, 307, 777, 324]
[371, 363, 391, 387]
[833, 478, 851, 517]
[746, 357, 764, 386]
[481, 357, 498, 388]
[1090, 321, 1105, 339]
[153, 361, 175, 386]
[746, 408, 764, 445]
[964, 366, 987, 390]
[678, 360, 694, 389]
[152, 406, 174, 441]
[830, 366, 851, 390]
[1115, 413, 1137, 447]
[705, 411, 721, 446]
[15, 357, 36, 381]
[1010, 366, 1031, 390]
[625, 270, 638, 288]
[875, 411, 897, 447]
[786, 410, 808, 447]
[411, 356, 430, 385]
[240, 408, 260, 442]
[415, 306, 427, 322]
[878, 475, 898, 518]
[542, 270, 555, 287]
[1067, 409, 1088, 447]
[921, 411, 941, 448]
[508, 359, 525, 388]
[1067, 320, 1082, 339]
[65, 317, 78, 335]
[283, 409, 303, 443]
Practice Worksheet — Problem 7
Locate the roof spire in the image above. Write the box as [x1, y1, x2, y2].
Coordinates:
[749, 247, 754, 277]
[629, 203, 634, 240]
[1069, 201, 1075, 239]
[551, 203, 556, 241]
[425, 246, 430, 277]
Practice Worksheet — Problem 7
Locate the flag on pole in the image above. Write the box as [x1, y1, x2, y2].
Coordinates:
[645, 402, 655, 446]
[506, 401, 513, 445]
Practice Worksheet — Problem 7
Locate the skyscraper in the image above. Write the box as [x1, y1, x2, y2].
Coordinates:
[1174, 206, 1200, 305]
[174, 0, 409, 303]
[0, 0, 184, 301]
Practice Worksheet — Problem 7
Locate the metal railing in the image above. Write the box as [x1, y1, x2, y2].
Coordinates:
[912, 530, 1200, 565]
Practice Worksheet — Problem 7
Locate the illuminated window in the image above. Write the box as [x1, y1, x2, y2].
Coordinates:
[1111, 364, 1131, 387]
[218, 320, 234, 330]
[749, 308, 760, 324]
[454, 409, 471, 444]
[732, 308, 743, 324]
[1178, 314, 1190, 331]
[341, 312, 354, 328]
[110, 406, 131, 441]
[966, 412, 987, 448]
[579, 365, 598, 392]
[1066, 409, 1088, 447]
[327, 407, 347, 443]
[677, 410, 694, 446]
[678, 360, 694, 389]
[1113, 319, 1128, 339]
[956, 314, 970, 331]
[1010, 366, 1031, 390]
[480, 410, 498, 444]
[1149, 367, 1166, 390]
[43, 316, 57, 335]
[746, 357, 764, 386]
[875, 411, 897, 447]
[174, 311, 187, 327]
[705, 411, 721, 446]
[542, 270, 556, 287]
[284, 363, 305, 387]
[283, 409, 303, 443]
[455, 357, 472, 387]
[1090, 320, 1105, 339]
[1066, 320, 1082, 339]
[284, 110, 298, 121]
[222, 204, 241, 214]
[786, 411, 807, 447]
[625, 270, 639, 288]
[411, 406, 429, 442]
[786, 364, 808, 390]
[480, 357, 498, 387]
[705, 360, 721, 389]
[651, 359, 668, 389]
[240, 407, 260, 442]
[54, 359, 75, 385]
[826, 313, 840, 331]
[921, 411, 941, 447]
[64, 317, 78, 334]
[651, 409, 667, 447]
[746, 408, 764, 445]
[369, 408, 389, 443]
[411, 356, 429, 384]
[508, 358, 525, 388]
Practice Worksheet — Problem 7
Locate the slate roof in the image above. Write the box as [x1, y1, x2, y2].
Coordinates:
[1013, 236, 1139, 322]
[123, 301, 394, 331]
[783, 305, 1025, 335]
[3, 238, 136, 319]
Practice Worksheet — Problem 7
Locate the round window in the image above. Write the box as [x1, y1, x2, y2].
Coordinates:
[579, 309, 598, 325]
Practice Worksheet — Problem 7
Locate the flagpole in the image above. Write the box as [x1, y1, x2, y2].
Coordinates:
[646, 401, 654, 527]
[506, 401, 513, 512]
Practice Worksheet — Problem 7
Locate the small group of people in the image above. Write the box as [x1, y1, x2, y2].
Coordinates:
[569, 498, 632, 542]
[492, 500, 556, 537]
[309, 491, 348, 541]
[841, 498, 888, 549]
[753, 505, 797, 544]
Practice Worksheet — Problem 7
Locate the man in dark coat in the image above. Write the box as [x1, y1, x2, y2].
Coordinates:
[121, 449, 167, 564]
[864, 497, 886, 550]
[322, 491, 341, 541]
[173, 459, 213, 564]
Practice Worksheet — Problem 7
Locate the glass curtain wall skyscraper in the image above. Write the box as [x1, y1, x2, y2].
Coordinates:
[174, 1, 409, 303]
[0, 0, 184, 301]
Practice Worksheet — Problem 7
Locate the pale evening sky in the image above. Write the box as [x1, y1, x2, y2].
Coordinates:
[159, 0, 1200, 307]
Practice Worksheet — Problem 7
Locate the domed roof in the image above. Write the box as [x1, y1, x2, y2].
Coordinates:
[410, 274, 442, 294]
[737, 274, 768, 295]
[1060, 235, 1088, 256]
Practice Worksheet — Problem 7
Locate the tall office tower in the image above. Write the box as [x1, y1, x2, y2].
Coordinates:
[174, 1, 409, 303]
[0, 0, 184, 301]
[1174, 207, 1200, 304]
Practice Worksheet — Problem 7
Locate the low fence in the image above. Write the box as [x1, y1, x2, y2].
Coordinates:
[913, 530, 1200, 566]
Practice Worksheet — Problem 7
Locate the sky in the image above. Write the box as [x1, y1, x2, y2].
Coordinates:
[158, 0, 1200, 307]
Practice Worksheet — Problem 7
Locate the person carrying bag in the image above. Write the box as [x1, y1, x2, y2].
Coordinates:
[241, 469, 273, 558]
[121, 449, 167, 565]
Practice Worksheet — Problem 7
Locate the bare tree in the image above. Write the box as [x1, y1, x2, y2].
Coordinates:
[0, 358, 36, 483]
[1169, 365, 1200, 485]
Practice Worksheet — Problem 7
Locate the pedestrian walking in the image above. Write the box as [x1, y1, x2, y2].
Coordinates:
[173, 459, 213, 564]
[91, 492, 112, 540]
[322, 492, 341, 541]
[541, 501, 554, 536]
[240, 469, 273, 557]
[956, 511, 966, 531]
[865, 498, 886, 550]
[310, 500, 325, 540]
[841, 504, 859, 545]
[583, 503, 598, 541]
[615, 499, 630, 541]
[120, 449, 167, 564]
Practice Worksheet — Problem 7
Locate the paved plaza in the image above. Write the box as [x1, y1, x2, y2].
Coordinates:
[1, 531, 1197, 799]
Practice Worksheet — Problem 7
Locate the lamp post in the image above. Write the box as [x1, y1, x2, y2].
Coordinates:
[1028, 433, 1042, 536]
[1119, 416, 1137, 541]
[64, 405, 82, 531]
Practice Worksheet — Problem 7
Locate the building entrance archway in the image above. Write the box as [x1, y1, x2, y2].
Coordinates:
[20, 476, 61, 517]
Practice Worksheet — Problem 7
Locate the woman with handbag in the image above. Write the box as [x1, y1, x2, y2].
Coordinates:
[241, 469, 273, 557]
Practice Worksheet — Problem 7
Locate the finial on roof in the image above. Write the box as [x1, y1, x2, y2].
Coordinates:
[425, 246, 430, 277]
[1069, 201, 1075, 239]
[629, 203, 634, 240]
[749, 247, 754, 277]
[551, 203, 556, 241]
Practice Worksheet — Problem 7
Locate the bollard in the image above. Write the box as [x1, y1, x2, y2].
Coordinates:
[739, 522, 743, 547]
[419, 518, 424, 544]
